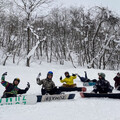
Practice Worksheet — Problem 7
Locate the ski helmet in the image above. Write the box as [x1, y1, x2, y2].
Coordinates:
[13, 78, 20, 83]
[98, 73, 105, 78]
[47, 71, 53, 76]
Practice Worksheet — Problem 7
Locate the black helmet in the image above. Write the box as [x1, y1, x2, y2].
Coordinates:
[13, 78, 20, 83]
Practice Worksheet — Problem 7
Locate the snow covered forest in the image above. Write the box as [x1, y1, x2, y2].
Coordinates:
[0, 0, 120, 70]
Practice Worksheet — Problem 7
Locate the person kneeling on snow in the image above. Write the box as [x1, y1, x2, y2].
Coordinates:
[36, 71, 61, 95]
[60, 72, 77, 88]
[113, 72, 120, 90]
[92, 73, 113, 93]
[1, 72, 30, 98]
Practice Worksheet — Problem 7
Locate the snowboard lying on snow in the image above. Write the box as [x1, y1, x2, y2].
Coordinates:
[0, 93, 75, 106]
[80, 92, 120, 99]
[83, 82, 96, 86]
[37, 93, 75, 102]
[59, 87, 86, 92]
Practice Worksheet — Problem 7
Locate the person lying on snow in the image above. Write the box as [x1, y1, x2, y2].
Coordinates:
[60, 72, 77, 88]
[1, 72, 30, 98]
[91, 73, 113, 93]
[77, 71, 97, 83]
[113, 72, 120, 90]
[36, 71, 61, 95]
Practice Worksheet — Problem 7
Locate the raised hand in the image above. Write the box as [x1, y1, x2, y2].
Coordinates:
[37, 73, 41, 78]
[26, 82, 30, 89]
[60, 76, 62, 80]
[72, 73, 76, 76]
[2, 72, 7, 76]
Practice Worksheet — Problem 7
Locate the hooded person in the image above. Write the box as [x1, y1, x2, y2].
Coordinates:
[36, 71, 61, 95]
[113, 72, 120, 89]
[1, 72, 30, 98]
[92, 73, 113, 93]
[60, 72, 77, 88]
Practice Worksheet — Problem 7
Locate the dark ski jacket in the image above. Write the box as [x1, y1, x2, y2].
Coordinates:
[92, 78, 113, 93]
[114, 76, 120, 88]
[1, 76, 29, 98]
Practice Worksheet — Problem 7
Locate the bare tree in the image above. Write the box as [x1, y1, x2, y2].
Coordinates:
[13, 0, 53, 67]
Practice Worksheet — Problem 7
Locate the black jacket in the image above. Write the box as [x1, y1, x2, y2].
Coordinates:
[92, 78, 113, 93]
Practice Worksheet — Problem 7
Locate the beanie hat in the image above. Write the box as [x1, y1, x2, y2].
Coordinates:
[64, 72, 69, 75]
[117, 72, 120, 77]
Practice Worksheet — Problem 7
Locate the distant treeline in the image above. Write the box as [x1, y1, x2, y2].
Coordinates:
[0, 0, 120, 70]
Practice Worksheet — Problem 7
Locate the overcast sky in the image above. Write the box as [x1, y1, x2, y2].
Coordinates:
[53, 0, 120, 15]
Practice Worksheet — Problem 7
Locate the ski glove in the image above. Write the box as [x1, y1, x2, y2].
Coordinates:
[72, 74, 76, 76]
[36, 78, 40, 84]
[2, 72, 7, 76]
[60, 76, 62, 80]
[37, 73, 41, 78]
[24, 82, 30, 92]
[26, 82, 30, 89]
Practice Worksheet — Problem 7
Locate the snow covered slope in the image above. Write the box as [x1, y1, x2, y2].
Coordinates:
[0, 62, 120, 120]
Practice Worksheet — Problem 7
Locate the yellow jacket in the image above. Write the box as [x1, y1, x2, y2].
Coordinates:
[60, 75, 77, 85]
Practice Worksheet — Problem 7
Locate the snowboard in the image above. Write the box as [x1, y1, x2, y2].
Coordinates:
[0, 95, 37, 106]
[59, 87, 86, 92]
[37, 93, 75, 102]
[83, 82, 96, 86]
[0, 93, 75, 106]
[80, 92, 120, 99]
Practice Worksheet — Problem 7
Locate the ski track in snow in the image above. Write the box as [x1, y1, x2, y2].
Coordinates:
[0, 63, 120, 120]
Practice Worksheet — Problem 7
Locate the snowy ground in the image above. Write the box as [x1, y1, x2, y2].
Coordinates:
[0, 62, 120, 120]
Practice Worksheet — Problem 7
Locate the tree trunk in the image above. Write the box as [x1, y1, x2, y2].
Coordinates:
[26, 26, 30, 67]
[3, 56, 9, 66]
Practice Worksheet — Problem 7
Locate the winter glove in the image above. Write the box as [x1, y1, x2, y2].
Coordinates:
[36, 78, 40, 84]
[37, 73, 41, 78]
[26, 82, 30, 89]
[72, 73, 76, 76]
[1, 72, 7, 81]
[60, 76, 62, 80]
[2, 72, 7, 76]
[25, 82, 30, 92]
[36, 73, 41, 84]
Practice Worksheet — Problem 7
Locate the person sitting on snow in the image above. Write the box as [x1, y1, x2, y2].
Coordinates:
[36, 71, 61, 95]
[113, 72, 120, 90]
[91, 73, 113, 93]
[1, 72, 30, 98]
[77, 71, 97, 83]
[60, 72, 77, 88]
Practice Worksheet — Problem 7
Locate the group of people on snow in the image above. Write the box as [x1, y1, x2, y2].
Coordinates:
[1, 71, 120, 98]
